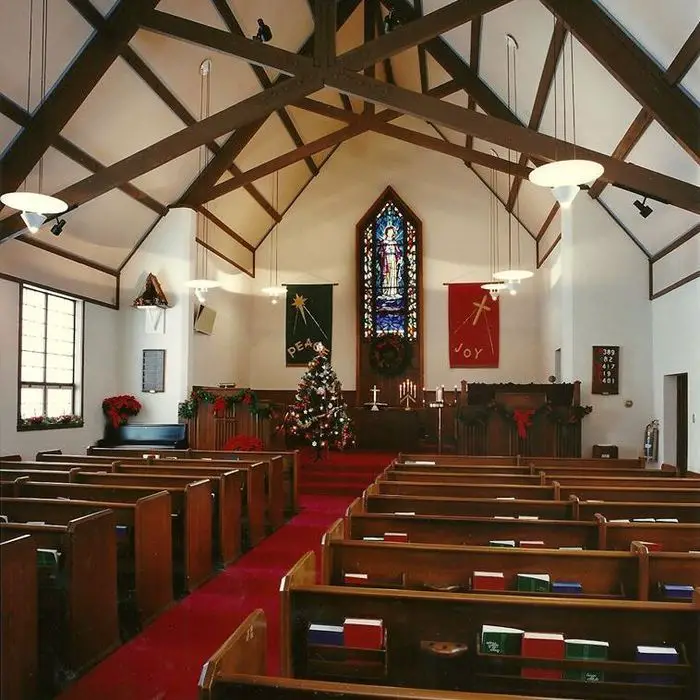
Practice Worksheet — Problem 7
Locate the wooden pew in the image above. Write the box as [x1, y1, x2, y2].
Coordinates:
[281, 552, 699, 699]
[199, 609, 542, 700]
[0, 493, 172, 627]
[82, 446, 299, 517]
[374, 480, 557, 500]
[597, 515, 700, 552]
[2, 477, 210, 592]
[0, 508, 119, 686]
[321, 519, 640, 599]
[542, 474, 697, 488]
[573, 497, 700, 523]
[382, 470, 544, 485]
[399, 453, 646, 469]
[0, 533, 37, 700]
[395, 463, 532, 475]
[558, 484, 700, 503]
[35, 454, 269, 545]
[631, 542, 700, 602]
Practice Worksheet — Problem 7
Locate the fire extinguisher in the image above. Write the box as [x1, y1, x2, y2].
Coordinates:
[643, 419, 659, 461]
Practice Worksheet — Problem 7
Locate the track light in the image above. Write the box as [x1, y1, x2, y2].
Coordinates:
[253, 18, 272, 42]
[384, 11, 401, 33]
[633, 196, 653, 218]
[50, 218, 66, 236]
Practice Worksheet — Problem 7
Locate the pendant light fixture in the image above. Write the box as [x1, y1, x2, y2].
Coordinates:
[1, 0, 68, 231]
[186, 58, 220, 303]
[528, 21, 604, 206]
[493, 34, 532, 287]
[481, 149, 508, 301]
[261, 169, 286, 304]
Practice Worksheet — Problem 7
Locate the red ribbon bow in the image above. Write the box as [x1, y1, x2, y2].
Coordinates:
[513, 409, 535, 439]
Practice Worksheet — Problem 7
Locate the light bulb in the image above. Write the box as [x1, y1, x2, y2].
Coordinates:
[271, 297, 278, 305]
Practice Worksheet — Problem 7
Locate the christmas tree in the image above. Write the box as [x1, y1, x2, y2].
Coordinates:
[284, 343, 354, 456]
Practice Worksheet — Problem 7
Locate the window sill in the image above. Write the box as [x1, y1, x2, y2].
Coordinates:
[17, 421, 84, 432]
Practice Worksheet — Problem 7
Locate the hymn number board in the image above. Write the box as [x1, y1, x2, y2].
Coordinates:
[592, 346, 620, 395]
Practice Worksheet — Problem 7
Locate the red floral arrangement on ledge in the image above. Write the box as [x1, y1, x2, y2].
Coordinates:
[223, 435, 264, 452]
[102, 394, 142, 428]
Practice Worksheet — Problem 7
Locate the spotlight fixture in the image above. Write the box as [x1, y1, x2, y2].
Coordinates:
[633, 196, 653, 218]
[384, 11, 401, 33]
[253, 18, 272, 42]
[50, 218, 66, 236]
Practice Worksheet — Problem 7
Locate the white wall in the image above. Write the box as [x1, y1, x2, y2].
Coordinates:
[652, 278, 700, 468]
[249, 129, 542, 392]
[119, 208, 196, 423]
[0, 278, 119, 459]
[537, 195, 654, 457]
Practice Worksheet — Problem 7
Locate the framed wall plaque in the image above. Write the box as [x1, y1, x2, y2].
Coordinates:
[142, 349, 165, 393]
[592, 345, 619, 395]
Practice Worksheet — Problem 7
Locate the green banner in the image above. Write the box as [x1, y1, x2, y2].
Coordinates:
[285, 284, 333, 366]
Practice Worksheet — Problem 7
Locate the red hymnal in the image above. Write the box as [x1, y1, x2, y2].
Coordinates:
[637, 541, 663, 552]
[383, 532, 409, 543]
[344, 573, 369, 585]
[519, 540, 546, 548]
[472, 571, 506, 591]
[343, 618, 384, 649]
[521, 632, 565, 679]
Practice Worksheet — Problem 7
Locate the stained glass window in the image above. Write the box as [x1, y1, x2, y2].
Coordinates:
[361, 195, 418, 339]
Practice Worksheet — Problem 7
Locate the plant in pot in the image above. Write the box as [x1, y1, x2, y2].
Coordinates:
[102, 394, 142, 430]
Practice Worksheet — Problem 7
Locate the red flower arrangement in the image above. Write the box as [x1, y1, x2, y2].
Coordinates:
[212, 396, 226, 417]
[222, 435, 264, 451]
[102, 394, 142, 428]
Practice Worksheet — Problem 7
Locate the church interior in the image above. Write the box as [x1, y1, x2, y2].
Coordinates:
[0, 1, 698, 699]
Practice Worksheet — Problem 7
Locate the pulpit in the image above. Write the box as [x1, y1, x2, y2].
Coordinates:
[456, 382, 585, 458]
[185, 386, 271, 450]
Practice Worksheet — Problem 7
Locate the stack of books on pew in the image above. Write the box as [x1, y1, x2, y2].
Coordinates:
[610, 518, 679, 523]
[660, 583, 694, 600]
[307, 619, 385, 650]
[360, 531, 409, 542]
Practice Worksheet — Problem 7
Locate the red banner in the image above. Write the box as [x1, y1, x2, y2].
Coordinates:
[448, 283, 500, 368]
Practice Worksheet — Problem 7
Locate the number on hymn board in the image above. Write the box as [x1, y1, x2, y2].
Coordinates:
[592, 345, 620, 395]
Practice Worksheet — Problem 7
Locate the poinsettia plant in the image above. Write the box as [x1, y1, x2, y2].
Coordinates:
[222, 434, 264, 451]
[102, 394, 142, 428]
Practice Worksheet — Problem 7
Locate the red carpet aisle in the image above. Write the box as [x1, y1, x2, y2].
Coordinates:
[56, 451, 394, 700]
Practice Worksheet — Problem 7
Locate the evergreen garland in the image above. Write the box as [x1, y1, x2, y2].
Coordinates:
[178, 387, 271, 420]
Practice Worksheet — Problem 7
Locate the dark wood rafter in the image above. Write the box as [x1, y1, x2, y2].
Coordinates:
[589, 23, 700, 199]
[464, 15, 483, 155]
[196, 206, 255, 253]
[196, 237, 253, 277]
[314, 0, 337, 68]
[536, 203, 559, 241]
[414, 0, 430, 95]
[374, 4, 396, 87]
[0, 93, 164, 215]
[210, 0, 318, 177]
[117, 214, 164, 273]
[20, 237, 119, 277]
[0, 0, 160, 202]
[66, 0, 280, 221]
[537, 232, 561, 268]
[364, 0, 377, 114]
[650, 222, 700, 263]
[506, 18, 567, 210]
[540, 0, 700, 163]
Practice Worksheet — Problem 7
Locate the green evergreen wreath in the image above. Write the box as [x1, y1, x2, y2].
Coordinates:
[369, 334, 412, 376]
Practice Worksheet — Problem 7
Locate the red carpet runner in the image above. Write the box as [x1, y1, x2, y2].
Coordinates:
[57, 451, 394, 700]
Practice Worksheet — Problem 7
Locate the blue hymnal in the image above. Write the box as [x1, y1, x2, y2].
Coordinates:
[662, 584, 694, 600]
[636, 646, 678, 685]
[307, 624, 344, 646]
[552, 581, 582, 594]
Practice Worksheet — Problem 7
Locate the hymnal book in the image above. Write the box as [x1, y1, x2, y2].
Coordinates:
[552, 581, 582, 594]
[496, 497, 516, 501]
[662, 583, 694, 600]
[656, 518, 679, 523]
[518, 515, 539, 520]
[343, 618, 384, 649]
[609, 519, 630, 523]
[516, 573, 550, 593]
[383, 532, 409, 543]
[27, 521, 46, 525]
[472, 571, 505, 591]
[493, 516, 515, 520]
[307, 624, 344, 646]
[406, 461, 435, 465]
[633, 518, 656, 523]
[36, 549, 60, 567]
[481, 624, 524, 655]
[521, 632, 565, 679]
[393, 511, 415, 516]
[344, 573, 369, 586]
[519, 540, 546, 548]
[637, 541, 663, 551]
[362, 536, 384, 541]
[635, 645, 678, 685]
[564, 639, 609, 681]
[559, 546, 583, 550]
[0, 515, 7, 523]
[489, 540, 516, 547]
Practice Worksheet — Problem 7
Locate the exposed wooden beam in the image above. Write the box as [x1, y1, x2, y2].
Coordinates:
[0, 92, 165, 216]
[506, 19, 566, 210]
[324, 70, 700, 213]
[196, 206, 255, 252]
[374, 4, 396, 86]
[650, 222, 700, 263]
[536, 203, 559, 241]
[314, 0, 337, 67]
[210, 0, 317, 177]
[414, 0, 430, 95]
[0, 75, 322, 242]
[589, 23, 700, 199]
[540, 0, 700, 162]
[0, 0, 160, 202]
[464, 16, 483, 155]
[364, 0, 377, 114]
[21, 238, 119, 277]
[140, 11, 316, 77]
[537, 233, 561, 268]
[338, 0, 512, 71]
[197, 237, 253, 277]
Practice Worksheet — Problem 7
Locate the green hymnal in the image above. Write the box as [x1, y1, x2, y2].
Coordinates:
[516, 573, 550, 592]
[481, 625, 524, 655]
[36, 548, 60, 568]
[489, 539, 516, 547]
[564, 639, 609, 681]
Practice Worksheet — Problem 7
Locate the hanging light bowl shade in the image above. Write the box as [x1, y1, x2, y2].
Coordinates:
[492, 268, 534, 281]
[261, 285, 286, 297]
[529, 159, 604, 188]
[1, 191, 68, 215]
[185, 278, 221, 290]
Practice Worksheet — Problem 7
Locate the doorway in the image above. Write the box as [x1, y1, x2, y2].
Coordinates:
[664, 373, 688, 474]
